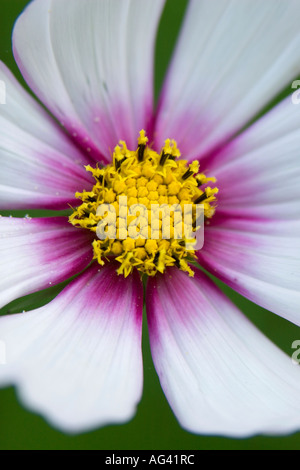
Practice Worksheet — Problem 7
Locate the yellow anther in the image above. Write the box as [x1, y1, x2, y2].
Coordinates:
[158, 195, 168, 205]
[138, 129, 148, 146]
[128, 196, 138, 206]
[136, 177, 148, 188]
[138, 197, 150, 208]
[113, 180, 126, 194]
[168, 181, 181, 195]
[158, 184, 167, 196]
[190, 161, 199, 174]
[147, 181, 158, 192]
[135, 247, 147, 260]
[104, 189, 116, 203]
[145, 239, 158, 254]
[168, 196, 179, 205]
[69, 131, 218, 278]
[159, 240, 170, 251]
[138, 187, 148, 197]
[123, 238, 135, 252]
[111, 241, 123, 256]
[153, 175, 164, 185]
[164, 171, 174, 185]
[163, 139, 172, 154]
[136, 238, 146, 247]
[127, 187, 138, 198]
[206, 187, 219, 197]
[148, 191, 159, 201]
[142, 162, 154, 178]
[126, 178, 136, 188]
[178, 188, 190, 201]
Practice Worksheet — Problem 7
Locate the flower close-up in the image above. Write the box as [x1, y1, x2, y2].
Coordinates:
[0, 0, 300, 444]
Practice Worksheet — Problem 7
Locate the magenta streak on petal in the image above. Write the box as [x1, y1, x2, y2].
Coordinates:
[12, 2, 157, 169]
[0, 141, 94, 210]
[197, 211, 300, 326]
[12, 43, 108, 166]
[2, 196, 77, 212]
[0, 167, 93, 211]
[0, 217, 95, 308]
[145, 265, 300, 437]
[202, 212, 274, 232]
[86, 104, 134, 163]
[146, 268, 190, 342]
[38, 218, 94, 268]
[199, 218, 261, 269]
[201, 211, 295, 234]
[153, 108, 208, 158]
[154, 92, 237, 166]
[61, 119, 112, 165]
[202, 156, 300, 222]
[0, 260, 144, 433]
[83, 107, 119, 164]
[53, 261, 144, 329]
[197, 225, 256, 300]
[146, 267, 223, 352]
[34, 152, 92, 185]
[87, 98, 157, 163]
[31, 153, 94, 200]
[32, 217, 95, 278]
[12, 35, 154, 169]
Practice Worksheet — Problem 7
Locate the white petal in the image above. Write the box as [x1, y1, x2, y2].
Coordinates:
[198, 217, 300, 327]
[0, 263, 143, 433]
[147, 268, 300, 437]
[197, 97, 300, 325]
[0, 217, 93, 308]
[155, 0, 300, 160]
[0, 62, 92, 210]
[13, 0, 165, 160]
[207, 97, 300, 219]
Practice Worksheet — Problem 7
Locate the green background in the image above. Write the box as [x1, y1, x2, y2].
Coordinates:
[0, 0, 300, 450]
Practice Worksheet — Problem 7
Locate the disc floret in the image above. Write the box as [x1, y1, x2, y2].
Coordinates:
[69, 131, 218, 277]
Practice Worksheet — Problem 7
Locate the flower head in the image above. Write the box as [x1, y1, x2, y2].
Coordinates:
[69, 131, 218, 277]
[0, 0, 300, 437]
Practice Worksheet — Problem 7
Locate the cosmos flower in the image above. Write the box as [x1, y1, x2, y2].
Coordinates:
[0, 0, 300, 437]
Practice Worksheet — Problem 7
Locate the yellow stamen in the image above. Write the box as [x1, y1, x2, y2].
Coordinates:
[69, 130, 218, 278]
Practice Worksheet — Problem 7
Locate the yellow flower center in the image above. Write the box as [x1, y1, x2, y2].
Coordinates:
[69, 131, 218, 278]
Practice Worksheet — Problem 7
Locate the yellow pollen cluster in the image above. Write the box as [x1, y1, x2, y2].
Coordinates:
[69, 131, 218, 278]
